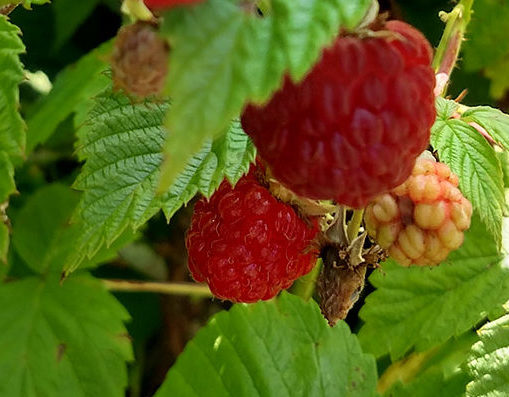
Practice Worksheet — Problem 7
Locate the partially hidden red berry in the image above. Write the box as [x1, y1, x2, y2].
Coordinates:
[186, 166, 319, 303]
[144, 0, 204, 10]
[241, 20, 436, 208]
[365, 154, 472, 267]
[111, 22, 169, 98]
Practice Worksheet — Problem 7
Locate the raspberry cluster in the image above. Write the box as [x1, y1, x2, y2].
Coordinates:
[365, 155, 472, 266]
[241, 20, 436, 208]
[186, 166, 318, 302]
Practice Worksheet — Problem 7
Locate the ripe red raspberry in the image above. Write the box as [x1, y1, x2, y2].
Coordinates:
[241, 21, 436, 208]
[186, 166, 319, 302]
[365, 155, 472, 266]
[111, 22, 169, 98]
[144, 0, 204, 10]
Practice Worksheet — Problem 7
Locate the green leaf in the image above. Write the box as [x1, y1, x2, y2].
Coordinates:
[25, 41, 111, 153]
[52, 0, 101, 50]
[158, 0, 371, 191]
[484, 56, 509, 99]
[431, 112, 505, 243]
[359, 215, 509, 360]
[463, 0, 509, 72]
[155, 292, 377, 397]
[0, 273, 132, 397]
[466, 314, 509, 396]
[462, 106, 509, 150]
[0, 14, 25, 162]
[12, 184, 137, 274]
[69, 90, 254, 272]
[387, 371, 468, 397]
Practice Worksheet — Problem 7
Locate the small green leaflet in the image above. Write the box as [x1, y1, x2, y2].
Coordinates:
[431, 98, 505, 244]
[0, 15, 25, 161]
[358, 215, 509, 360]
[0, 274, 132, 397]
[461, 106, 509, 151]
[157, 0, 371, 192]
[69, 90, 254, 272]
[26, 41, 111, 153]
[155, 292, 377, 397]
[466, 314, 509, 396]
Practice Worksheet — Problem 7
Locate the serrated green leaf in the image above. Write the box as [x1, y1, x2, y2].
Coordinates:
[0, 14, 25, 162]
[155, 292, 377, 397]
[0, 273, 132, 397]
[435, 97, 459, 121]
[466, 314, 509, 397]
[26, 41, 111, 153]
[158, 0, 371, 191]
[431, 115, 505, 244]
[69, 90, 254, 272]
[462, 106, 509, 150]
[12, 184, 137, 274]
[359, 215, 509, 360]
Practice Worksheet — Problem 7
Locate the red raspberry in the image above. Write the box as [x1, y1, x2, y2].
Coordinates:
[186, 166, 319, 302]
[144, 0, 204, 10]
[111, 22, 169, 98]
[365, 155, 472, 266]
[241, 21, 436, 208]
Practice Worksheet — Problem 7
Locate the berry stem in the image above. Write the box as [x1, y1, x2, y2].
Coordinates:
[432, 0, 474, 96]
[102, 279, 213, 297]
[291, 259, 322, 301]
[377, 331, 477, 393]
[347, 209, 365, 243]
[121, 0, 154, 21]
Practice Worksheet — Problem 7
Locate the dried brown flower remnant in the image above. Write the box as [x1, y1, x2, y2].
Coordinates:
[111, 21, 169, 98]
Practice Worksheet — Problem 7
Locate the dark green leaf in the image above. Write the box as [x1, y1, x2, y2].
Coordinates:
[0, 273, 132, 397]
[359, 215, 509, 360]
[156, 292, 377, 397]
[26, 41, 111, 153]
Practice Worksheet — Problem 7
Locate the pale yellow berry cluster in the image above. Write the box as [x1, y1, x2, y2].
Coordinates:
[365, 157, 472, 266]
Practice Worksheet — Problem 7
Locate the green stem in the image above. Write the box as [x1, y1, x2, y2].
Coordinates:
[103, 279, 212, 297]
[377, 331, 477, 394]
[291, 259, 323, 301]
[432, 0, 474, 96]
[347, 209, 364, 243]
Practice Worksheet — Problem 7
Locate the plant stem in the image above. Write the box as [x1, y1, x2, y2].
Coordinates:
[102, 279, 213, 297]
[432, 0, 475, 96]
[291, 259, 323, 301]
[377, 348, 439, 394]
[347, 209, 364, 243]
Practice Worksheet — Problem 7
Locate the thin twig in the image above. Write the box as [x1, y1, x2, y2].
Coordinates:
[102, 279, 213, 298]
